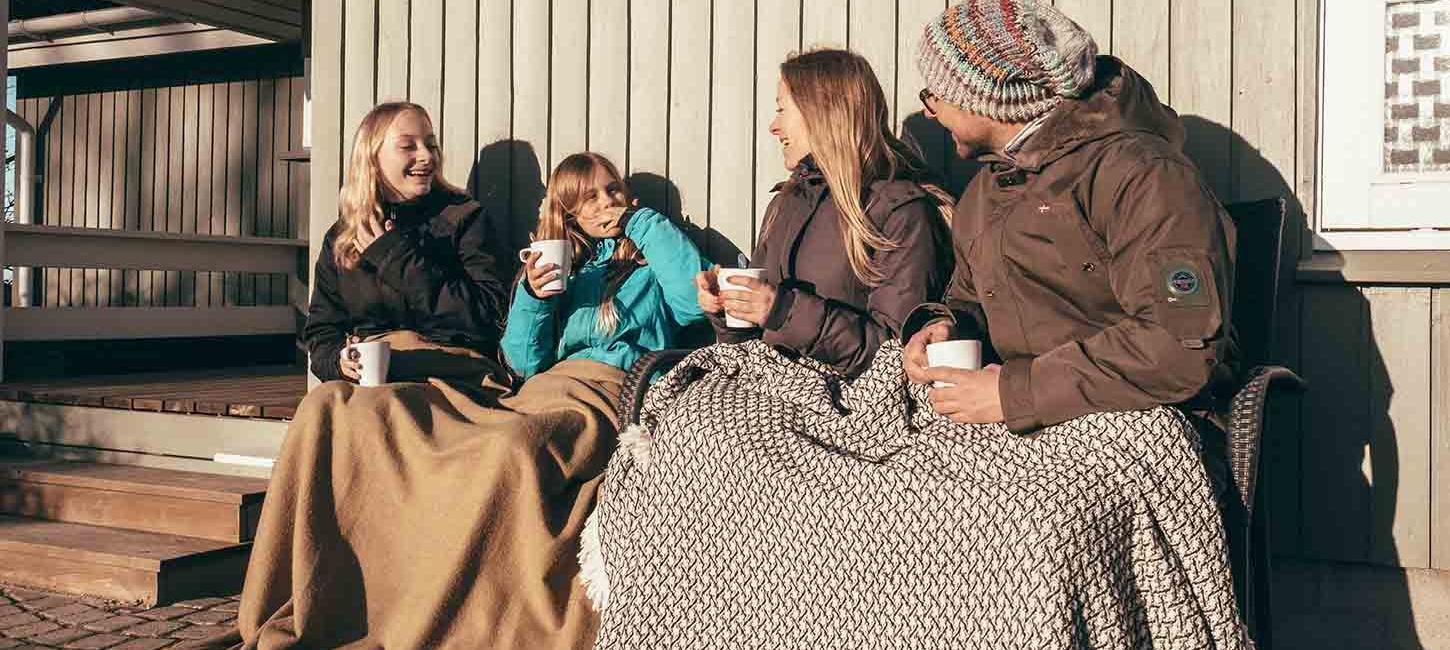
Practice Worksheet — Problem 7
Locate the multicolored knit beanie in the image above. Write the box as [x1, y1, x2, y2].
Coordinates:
[917, 0, 1098, 123]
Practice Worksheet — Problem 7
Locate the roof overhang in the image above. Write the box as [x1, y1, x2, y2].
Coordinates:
[113, 1, 302, 43]
[7, 1, 302, 70]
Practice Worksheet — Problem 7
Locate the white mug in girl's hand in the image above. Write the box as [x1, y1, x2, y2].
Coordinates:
[519, 239, 572, 292]
[717, 268, 766, 329]
[926, 340, 982, 388]
[350, 340, 392, 387]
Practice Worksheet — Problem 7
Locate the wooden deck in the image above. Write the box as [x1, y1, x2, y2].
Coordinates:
[0, 365, 306, 420]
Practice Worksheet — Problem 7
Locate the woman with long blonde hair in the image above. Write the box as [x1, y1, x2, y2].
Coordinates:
[695, 48, 955, 376]
[302, 101, 508, 381]
[503, 152, 710, 379]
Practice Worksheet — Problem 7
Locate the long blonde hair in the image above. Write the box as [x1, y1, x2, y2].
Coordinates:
[333, 102, 463, 269]
[534, 152, 644, 334]
[777, 49, 954, 287]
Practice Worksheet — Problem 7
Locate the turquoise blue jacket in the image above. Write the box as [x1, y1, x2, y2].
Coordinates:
[502, 208, 709, 379]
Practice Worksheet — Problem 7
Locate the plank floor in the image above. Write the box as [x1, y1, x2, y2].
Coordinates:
[0, 366, 305, 420]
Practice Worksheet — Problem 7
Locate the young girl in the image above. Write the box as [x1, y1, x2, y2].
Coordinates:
[503, 152, 709, 380]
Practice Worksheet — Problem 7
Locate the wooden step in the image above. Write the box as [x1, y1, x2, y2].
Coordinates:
[0, 514, 251, 606]
[0, 460, 268, 542]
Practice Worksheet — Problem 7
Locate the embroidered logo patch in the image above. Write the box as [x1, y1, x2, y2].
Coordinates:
[1166, 266, 1200, 296]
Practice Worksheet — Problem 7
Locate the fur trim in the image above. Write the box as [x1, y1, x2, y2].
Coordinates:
[578, 509, 610, 611]
[618, 423, 655, 471]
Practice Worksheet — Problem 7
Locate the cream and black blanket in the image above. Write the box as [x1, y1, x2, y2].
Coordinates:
[583, 340, 1251, 650]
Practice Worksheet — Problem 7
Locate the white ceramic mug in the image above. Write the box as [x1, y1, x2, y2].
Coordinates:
[519, 239, 572, 293]
[349, 340, 392, 387]
[717, 268, 767, 329]
[926, 340, 982, 388]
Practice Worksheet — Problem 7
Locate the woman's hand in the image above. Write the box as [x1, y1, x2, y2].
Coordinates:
[720, 275, 777, 327]
[338, 344, 363, 381]
[523, 249, 564, 298]
[354, 212, 394, 253]
[904, 320, 953, 385]
[695, 266, 724, 315]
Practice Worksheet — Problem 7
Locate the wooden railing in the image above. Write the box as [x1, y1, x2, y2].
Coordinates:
[0, 223, 308, 379]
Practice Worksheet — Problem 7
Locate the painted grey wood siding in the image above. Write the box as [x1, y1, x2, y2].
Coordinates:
[311, 0, 1450, 571]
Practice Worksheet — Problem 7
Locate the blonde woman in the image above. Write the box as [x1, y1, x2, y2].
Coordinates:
[695, 48, 955, 376]
[302, 101, 507, 382]
[228, 110, 650, 650]
[503, 152, 709, 379]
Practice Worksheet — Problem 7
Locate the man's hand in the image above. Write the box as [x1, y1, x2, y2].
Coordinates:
[925, 364, 1005, 424]
[904, 320, 953, 385]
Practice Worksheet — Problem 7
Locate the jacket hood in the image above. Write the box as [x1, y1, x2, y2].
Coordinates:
[1008, 56, 1185, 171]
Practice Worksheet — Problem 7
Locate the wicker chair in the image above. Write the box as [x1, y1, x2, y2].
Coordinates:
[615, 198, 1305, 648]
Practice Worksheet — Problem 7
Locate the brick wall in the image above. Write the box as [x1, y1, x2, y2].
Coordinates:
[1386, 0, 1450, 173]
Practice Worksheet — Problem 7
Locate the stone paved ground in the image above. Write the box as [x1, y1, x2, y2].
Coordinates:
[0, 585, 239, 649]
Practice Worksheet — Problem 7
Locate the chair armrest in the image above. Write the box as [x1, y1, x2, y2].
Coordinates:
[1228, 364, 1307, 517]
[618, 349, 693, 426]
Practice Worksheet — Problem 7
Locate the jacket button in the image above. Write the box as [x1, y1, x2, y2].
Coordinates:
[1081, 262, 1096, 272]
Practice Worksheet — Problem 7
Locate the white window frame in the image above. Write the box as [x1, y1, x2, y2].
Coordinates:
[1318, 0, 1450, 250]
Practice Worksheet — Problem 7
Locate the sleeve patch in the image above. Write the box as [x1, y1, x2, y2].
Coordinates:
[1160, 262, 1210, 307]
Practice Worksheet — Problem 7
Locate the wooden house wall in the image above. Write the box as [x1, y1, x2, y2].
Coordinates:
[310, 0, 1450, 570]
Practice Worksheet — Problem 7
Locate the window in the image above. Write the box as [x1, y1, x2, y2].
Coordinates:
[1320, 0, 1450, 249]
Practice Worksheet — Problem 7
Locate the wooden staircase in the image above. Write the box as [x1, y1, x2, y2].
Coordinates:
[0, 459, 266, 606]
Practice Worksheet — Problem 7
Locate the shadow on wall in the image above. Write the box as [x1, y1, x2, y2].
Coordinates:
[1179, 115, 1421, 650]
[467, 139, 747, 270]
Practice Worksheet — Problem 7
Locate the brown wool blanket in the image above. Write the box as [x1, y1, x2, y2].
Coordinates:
[192, 332, 623, 650]
[582, 340, 1252, 650]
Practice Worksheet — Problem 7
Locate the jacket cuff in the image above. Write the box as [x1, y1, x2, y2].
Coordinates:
[359, 228, 409, 269]
[310, 342, 346, 382]
[707, 309, 762, 344]
[511, 282, 555, 313]
[901, 303, 957, 342]
[762, 288, 825, 352]
[763, 286, 798, 331]
[999, 358, 1041, 435]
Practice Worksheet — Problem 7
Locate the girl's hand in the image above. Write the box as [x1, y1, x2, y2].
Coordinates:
[721, 275, 777, 327]
[695, 267, 724, 315]
[590, 206, 629, 238]
[355, 212, 395, 253]
[339, 345, 363, 381]
[523, 250, 564, 298]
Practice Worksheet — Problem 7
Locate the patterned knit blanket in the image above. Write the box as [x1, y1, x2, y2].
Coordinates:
[581, 341, 1252, 650]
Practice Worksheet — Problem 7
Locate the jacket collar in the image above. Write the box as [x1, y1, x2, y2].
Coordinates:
[383, 189, 450, 226]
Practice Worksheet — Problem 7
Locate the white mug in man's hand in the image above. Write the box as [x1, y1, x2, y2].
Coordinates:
[926, 340, 982, 388]
[717, 268, 766, 329]
[519, 240, 572, 292]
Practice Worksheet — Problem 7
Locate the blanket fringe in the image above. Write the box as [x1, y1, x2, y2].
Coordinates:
[578, 509, 610, 611]
[618, 423, 654, 470]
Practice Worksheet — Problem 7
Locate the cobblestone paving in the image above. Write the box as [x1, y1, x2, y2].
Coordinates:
[0, 586, 238, 649]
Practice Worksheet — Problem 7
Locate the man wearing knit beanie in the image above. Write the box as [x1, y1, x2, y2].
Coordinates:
[904, 0, 1240, 451]
[902, 3, 1246, 639]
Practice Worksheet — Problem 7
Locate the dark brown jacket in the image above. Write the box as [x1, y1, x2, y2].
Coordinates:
[715, 158, 954, 377]
[907, 57, 1238, 435]
[303, 189, 510, 381]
